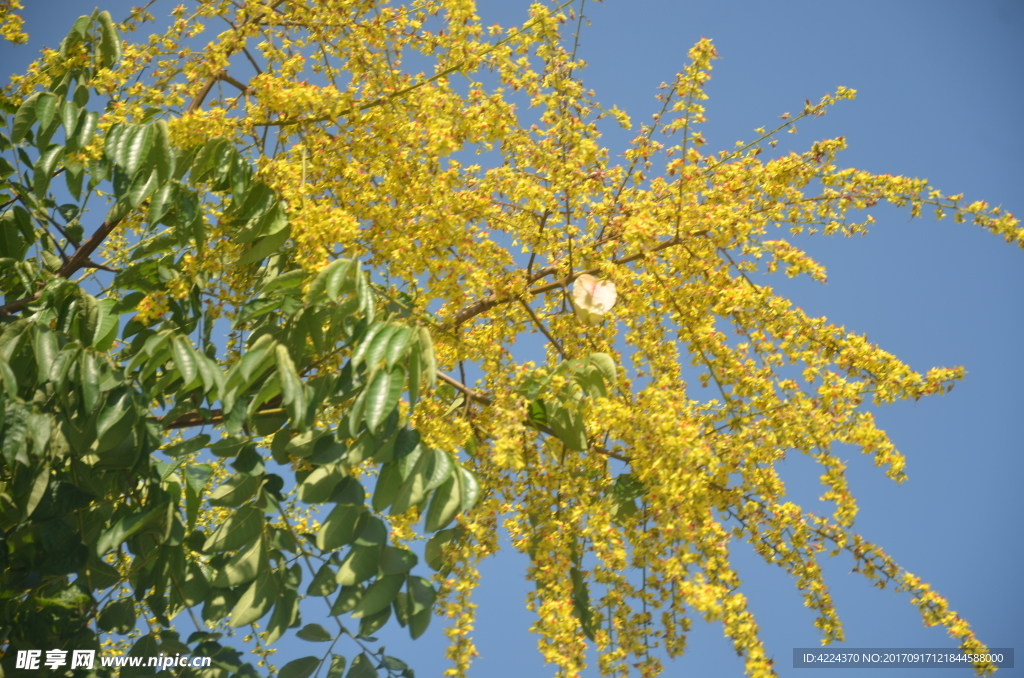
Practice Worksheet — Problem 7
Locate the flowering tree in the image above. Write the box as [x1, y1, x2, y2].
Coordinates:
[0, 1, 1018, 677]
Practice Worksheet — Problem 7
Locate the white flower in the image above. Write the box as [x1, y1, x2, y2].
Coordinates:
[572, 273, 617, 325]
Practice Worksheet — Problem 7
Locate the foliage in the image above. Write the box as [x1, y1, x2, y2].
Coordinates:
[0, 1, 1019, 677]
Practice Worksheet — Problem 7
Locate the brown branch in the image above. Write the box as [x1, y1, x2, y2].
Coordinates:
[436, 371, 492, 405]
[185, 0, 284, 112]
[518, 296, 567, 360]
[0, 215, 126, 318]
[449, 232, 705, 328]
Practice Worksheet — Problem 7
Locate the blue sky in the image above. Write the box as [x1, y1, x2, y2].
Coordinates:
[2, 1, 1020, 676]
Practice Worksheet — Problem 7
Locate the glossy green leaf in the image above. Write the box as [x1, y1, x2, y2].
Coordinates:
[97, 10, 122, 69]
[316, 503, 365, 552]
[208, 474, 261, 508]
[238, 224, 290, 266]
[349, 322, 388, 369]
[417, 325, 437, 388]
[371, 461, 402, 512]
[421, 532, 458, 573]
[230, 568, 277, 627]
[61, 99, 78, 135]
[33, 144, 64, 198]
[147, 181, 177, 225]
[95, 506, 161, 555]
[304, 257, 346, 305]
[364, 324, 400, 370]
[123, 123, 154, 177]
[171, 335, 198, 386]
[424, 473, 460, 532]
[364, 366, 403, 434]
[94, 387, 136, 453]
[213, 538, 266, 587]
[203, 503, 263, 553]
[35, 93, 58, 133]
[457, 466, 481, 513]
[11, 92, 38, 144]
[152, 118, 174, 182]
[383, 327, 412, 369]
[407, 576, 436, 616]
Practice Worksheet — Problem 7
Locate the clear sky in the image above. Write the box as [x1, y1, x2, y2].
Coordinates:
[2, 1, 1020, 676]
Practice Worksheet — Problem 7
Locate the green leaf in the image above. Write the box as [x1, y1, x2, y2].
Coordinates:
[327, 655, 347, 678]
[417, 325, 437, 388]
[147, 181, 177, 225]
[378, 546, 417, 576]
[424, 472, 461, 532]
[371, 461, 403, 512]
[208, 474, 261, 508]
[390, 444, 432, 516]
[279, 656, 321, 678]
[213, 537, 266, 587]
[171, 335, 198, 386]
[457, 465, 481, 513]
[587, 352, 617, 385]
[304, 257, 347, 305]
[97, 10, 122, 69]
[408, 606, 431, 640]
[95, 507, 161, 555]
[33, 144, 64, 198]
[317, 503, 365, 552]
[94, 387, 137, 453]
[203, 503, 263, 552]
[407, 343, 424, 412]
[11, 92, 39, 144]
[425, 448, 453, 491]
[364, 366, 404, 434]
[359, 605, 391, 638]
[98, 598, 136, 635]
[296, 623, 334, 642]
[347, 653, 378, 678]
[230, 568, 278, 627]
[164, 433, 210, 457]
[238, 224, 290, 266]
[264, 588, 298, 645]
[351, 573, 404, 619]
[364, 324, 400, 370]
[347, 322, 384, 370]
[330, 584, 364, 615]
[307, 562, 338, 597]
[61, 99, 78, 135]
[383, 327, 412, 369]
[276, 344, 306, 424]
[298, 465, 345, 504]
[152, 119, 174, 182]
[123, 124, 154, 177]
[335, 545, 380, 586]
[127, 168, 159, 209]
[425, 529, 459, 572]
[407, 575, 436, 616]
[35, 93, 58, 133]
